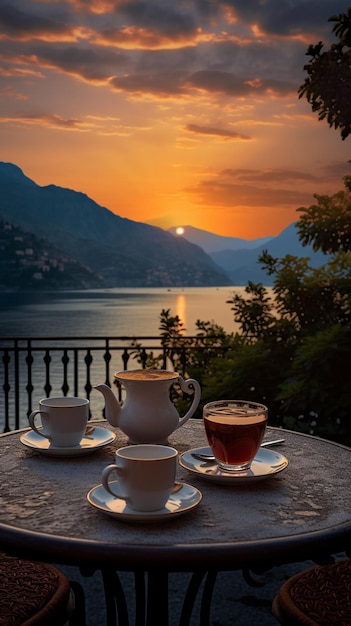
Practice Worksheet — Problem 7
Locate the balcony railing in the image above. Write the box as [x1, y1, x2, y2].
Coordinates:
[0, 336, 216, 433]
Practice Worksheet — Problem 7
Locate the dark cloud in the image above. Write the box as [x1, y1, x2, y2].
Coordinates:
[222, 0, 351, 37]
[186, 70, 296, 97]
[0, 1, 346, 100]
[221, 168, 319, 183]
[185, 124, 252, 140]
[116, 1, 198, 38]
[0, 40, 127, 82]
[184, 166, 327, 210]
[187, 178, 312, 208]
[321, 161, 351, 178]
[34, 44, 126, 81]
[0, 112, 84, 130]
[110, 71, 186, 96]
[0, 2, 71, 39]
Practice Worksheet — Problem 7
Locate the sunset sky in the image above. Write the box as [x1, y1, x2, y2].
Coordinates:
[1, 0, 351, 239]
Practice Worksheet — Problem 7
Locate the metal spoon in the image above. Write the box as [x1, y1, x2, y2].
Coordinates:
[260, 438, 285, 447]
[84, 425, 96, 437]
[193, 439, 285, 462]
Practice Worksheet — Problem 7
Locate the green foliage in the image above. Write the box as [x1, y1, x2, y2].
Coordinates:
[277, 324, 351, 442]
[225, 281, 277, 342]
[297, 177, 351, 253]
[298, 9, 351, 139]
[132, 181, 351, 445]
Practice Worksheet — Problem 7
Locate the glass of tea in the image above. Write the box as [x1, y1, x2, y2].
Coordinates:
[203, 399, 268, 472]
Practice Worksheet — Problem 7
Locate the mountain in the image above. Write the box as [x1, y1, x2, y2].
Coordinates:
[0, 162, 231, 289]
[0, 219, 104, 291]
[168, 223, 329, 286]
[209, 222, 328, 285]
[168, 225, 273, 253]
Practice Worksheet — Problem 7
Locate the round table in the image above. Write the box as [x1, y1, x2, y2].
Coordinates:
[0, 420, 350, 625]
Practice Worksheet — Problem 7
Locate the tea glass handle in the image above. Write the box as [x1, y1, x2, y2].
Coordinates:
[176, 377, 201, 428]
[101, 465, 127, 500]
[28, 410, 51, 441]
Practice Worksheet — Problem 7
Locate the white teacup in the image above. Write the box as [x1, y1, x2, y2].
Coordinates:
[29, 396, 89, 447]
[101, 444, 178, 512]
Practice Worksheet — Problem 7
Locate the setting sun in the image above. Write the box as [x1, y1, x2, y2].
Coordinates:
[176, 227, 185, 236]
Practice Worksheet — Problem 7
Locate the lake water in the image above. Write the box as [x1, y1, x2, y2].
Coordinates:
[1, 287, 256, 429]
[0, 287, 249, 337]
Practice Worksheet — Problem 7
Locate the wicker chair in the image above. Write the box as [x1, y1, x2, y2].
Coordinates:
[0, 554, 85, 626]
[272, 558, 351, 626]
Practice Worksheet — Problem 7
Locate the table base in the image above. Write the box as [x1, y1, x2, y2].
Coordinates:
[81, 568, 217, 626]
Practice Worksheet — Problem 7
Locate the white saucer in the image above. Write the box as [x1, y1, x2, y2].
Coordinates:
[20, 427, 116, 457]
[179, 446, 288, 484]
[87, 482, 202, 523]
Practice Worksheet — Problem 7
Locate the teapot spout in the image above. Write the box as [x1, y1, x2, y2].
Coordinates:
[94, 383, 121, 427]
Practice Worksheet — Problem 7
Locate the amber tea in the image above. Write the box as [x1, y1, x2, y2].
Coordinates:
[203, 400, 268, 472]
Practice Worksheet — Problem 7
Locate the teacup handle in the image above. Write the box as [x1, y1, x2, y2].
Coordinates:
[176, 377, 201, 429]
[28, 410, 52, 442]
[101, 465, 126, 501]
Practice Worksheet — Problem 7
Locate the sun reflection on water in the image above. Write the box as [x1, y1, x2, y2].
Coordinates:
[176, 293, 186, 331]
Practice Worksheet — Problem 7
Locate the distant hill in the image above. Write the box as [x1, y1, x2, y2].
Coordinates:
[0, 162, 231, 289]
[210, 222, 328, 285]
[168, 222, 329, 286]
[168, 225, 273, 253]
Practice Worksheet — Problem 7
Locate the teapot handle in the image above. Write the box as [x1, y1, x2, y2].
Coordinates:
[176, 377, 201, 429]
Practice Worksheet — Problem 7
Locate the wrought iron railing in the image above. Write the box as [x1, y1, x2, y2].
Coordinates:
[0, 336, 212, 432]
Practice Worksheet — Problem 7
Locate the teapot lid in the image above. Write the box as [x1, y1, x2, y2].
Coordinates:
[114, 369, 179, 382]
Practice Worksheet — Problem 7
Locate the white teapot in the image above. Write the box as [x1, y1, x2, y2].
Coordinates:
[94, 369, 201, 444]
